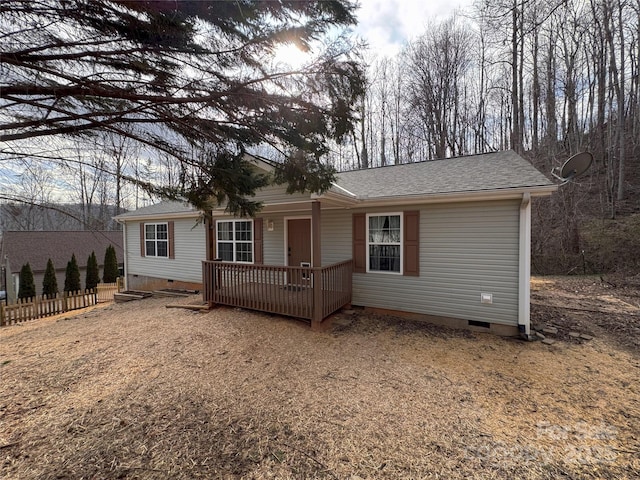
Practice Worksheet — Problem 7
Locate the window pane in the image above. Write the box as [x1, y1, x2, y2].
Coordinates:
[389, 215, 400, 242]
[218, 243, 233, 261]
[368, 216, 381, 242]
[157, 240, 168, 257]
[388, 245, 401, 271]
[381, 228, 392, 243]
[236, 242, 253, 262]
[156, 224, 168, 240]
[369, 215, 401, 244]
[235, 221, 252, 241]
[369, 244, 400, 272]
[369, 245, 381, 271]
[145, 224, 155, 240]
[146, 241, 156, 256]
[217, 222, 233, 241]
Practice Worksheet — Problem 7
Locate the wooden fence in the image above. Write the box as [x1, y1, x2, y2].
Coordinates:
[0, 279, 122, 327]
[96, 279, 122, 303]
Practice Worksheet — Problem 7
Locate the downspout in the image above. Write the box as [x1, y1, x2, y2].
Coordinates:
[115, 218, 128, 291]
[518, 192, 532, 339]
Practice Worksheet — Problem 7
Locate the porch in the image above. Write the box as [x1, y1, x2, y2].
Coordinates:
[202, 260, 352, 328]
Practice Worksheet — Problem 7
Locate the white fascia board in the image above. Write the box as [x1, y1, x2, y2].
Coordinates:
[348, 185, 558, 208]
[245, 154, 275, 173]
[115, 211, 201, 222]
[311, 189, 359, 207]
[318, 182, 358, 198]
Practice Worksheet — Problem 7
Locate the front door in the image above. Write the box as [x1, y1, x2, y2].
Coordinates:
[287, 218, 311, 285]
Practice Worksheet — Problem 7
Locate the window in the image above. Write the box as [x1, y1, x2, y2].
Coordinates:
[353, 211, 418, 276]
[367, 213, 402, 273]
[217, 220, 253, 263]
[145, 223, 168, 257]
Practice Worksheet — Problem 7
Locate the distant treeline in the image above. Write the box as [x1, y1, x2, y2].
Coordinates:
[0, 203, 125, 232]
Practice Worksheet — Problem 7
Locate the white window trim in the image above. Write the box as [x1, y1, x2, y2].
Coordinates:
[145, 222, 169, 258]
[366, 212, 403, 275]
[216, 219, 254, 264]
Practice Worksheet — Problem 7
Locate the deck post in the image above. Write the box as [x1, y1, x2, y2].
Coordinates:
[311, 201, 322, 329]
[312, 267, 322, 329]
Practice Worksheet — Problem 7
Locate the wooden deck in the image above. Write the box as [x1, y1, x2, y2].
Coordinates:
[202, 260, 352, 326]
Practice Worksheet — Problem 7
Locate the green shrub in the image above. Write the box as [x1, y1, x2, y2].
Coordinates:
[42, 258, 59, 298]
[18, 263, 36, 299]
[103, 244, 119, 283]
[85, 251, 100, 290]
[64, 254, 81, 292]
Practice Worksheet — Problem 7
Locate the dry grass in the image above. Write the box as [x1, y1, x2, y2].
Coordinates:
[1, 279, 639, 479]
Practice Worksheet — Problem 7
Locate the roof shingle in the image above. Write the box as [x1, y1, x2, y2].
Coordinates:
[335, 150, 554, 199]
[2, 231, 123, 273]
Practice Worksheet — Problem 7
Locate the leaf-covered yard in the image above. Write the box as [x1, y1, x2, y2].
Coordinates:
[1, 277, 639, 479]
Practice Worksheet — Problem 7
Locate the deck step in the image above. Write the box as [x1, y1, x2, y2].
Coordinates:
[165, 304, 210, 311]
[152, 290, 191, 298]
[114, 292, 150, 303]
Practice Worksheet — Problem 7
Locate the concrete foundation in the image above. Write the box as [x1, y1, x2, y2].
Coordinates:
[126, 274, 202, 293]
[357, 306, 520, 337]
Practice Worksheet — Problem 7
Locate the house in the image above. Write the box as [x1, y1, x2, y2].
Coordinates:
[114, 201, 206, 292]
[1, 230, 124, 298]
[116, 151, 557, 337]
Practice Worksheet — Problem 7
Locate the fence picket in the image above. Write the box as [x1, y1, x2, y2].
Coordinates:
[0, 279, 122, 327]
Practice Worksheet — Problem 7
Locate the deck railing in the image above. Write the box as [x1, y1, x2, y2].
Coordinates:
[202, 260, 352, 326]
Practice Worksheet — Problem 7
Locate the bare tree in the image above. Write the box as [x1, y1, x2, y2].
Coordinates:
[406, 16, 473, 159]
[1, 0, 365, 216]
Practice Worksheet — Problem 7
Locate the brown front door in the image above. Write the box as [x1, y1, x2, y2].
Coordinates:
[287, 218, 311, 285]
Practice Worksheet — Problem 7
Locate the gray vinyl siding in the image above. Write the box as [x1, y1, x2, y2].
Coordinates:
[253, 184, 312, 204]
[321, 210, 352, 264]
[262, 215, 286, 265]
[258, 209, 352, 267]
[314, 201, 520, 325]
[215, 184, 311, 265]
[219, 200, 521, 325]
[125, 218, 205, 283]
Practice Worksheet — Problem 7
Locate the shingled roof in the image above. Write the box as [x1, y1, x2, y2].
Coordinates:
[1, 231, 123, 273]
[334, 150, 555, 200]
[115, 201, 199, 220]
[114, 151, 556, 219]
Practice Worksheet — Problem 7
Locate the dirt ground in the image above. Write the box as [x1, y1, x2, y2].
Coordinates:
[1, 276, 639, 479]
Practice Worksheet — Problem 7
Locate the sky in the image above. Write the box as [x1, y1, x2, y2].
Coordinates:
[353, 0, 475, 57]
[2, 0, 479, 208]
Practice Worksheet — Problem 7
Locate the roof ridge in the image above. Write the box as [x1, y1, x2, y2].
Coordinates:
[337, 150, 511, 174]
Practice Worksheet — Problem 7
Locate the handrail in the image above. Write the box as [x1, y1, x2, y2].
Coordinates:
[202, 260, 352, 325]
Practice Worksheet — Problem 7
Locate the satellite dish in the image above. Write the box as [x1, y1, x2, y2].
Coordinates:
[551, 152, 593, 185]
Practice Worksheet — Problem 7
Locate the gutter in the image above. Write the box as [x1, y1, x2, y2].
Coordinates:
[114, 211, 201, 222]
[325, 182, 358, 198]
[339, 184, 557, 209]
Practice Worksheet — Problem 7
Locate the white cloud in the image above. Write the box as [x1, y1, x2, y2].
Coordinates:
[354, 0, 474, 57]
